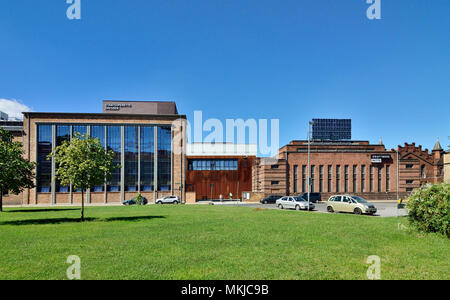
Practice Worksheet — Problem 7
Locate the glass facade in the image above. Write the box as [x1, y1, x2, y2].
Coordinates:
[157, 127, 171, 191]
[188, 159, 238, 171]
[91, 126, 105, 148]
[91, 126, 106, 192]
[55, 125, 71, 192]
[140, 126, 155, 191]
[35, 123, 175, 197]
[107, 126, 122, 192]
[124, 126, 138, 192]
[37, 125, 52, 193]
[72, 125, 87, 137]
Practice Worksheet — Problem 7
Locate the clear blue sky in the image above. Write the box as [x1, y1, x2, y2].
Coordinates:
[0, 0, 449, 152]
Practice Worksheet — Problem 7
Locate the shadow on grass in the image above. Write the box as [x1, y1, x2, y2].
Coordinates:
[104, 216, 165, 222]
[5, 208, 80, 213]
[0, 217, 98, 226]
[0, 215, 166, 226]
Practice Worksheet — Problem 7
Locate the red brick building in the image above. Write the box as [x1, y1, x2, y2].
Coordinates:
[253, 139, 444, 200]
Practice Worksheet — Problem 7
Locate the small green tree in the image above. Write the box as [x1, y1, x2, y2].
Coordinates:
[0, 128, 35, 212]
[49, 133, 118, 221]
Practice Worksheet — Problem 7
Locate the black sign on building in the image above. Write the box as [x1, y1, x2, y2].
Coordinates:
[312, 119, 352, 141]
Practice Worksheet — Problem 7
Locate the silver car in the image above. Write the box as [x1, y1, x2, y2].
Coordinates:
[276, 196, 315, 211]
[155, 196, 180, 204]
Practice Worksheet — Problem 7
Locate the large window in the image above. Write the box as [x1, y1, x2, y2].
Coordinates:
[319, 165, 323, 193]
[140, 126, 155, 192]
[55, 125, 70, 193]
[91, 126, 105, 148]
[344, 165, 349, 193]
[91, 126, 105, 192]
[378, 166, 382, 192]
[124, 126, 138, 192]
[370, 166, 374, 192]
[310, 165, 315, 193]
[328, 165, 332, 192]
[293, 165, 298, 194]
[386, 165, 390, 192]
[72, 125, 87, 137]
[157, 127, 172, 191]
[361, 165, 366, 192]
[302, 165, 307, 192]
[188, 159, 238, 171]
[107, 126, 121, 192]
[336, 165, 341, 193]
[37, 125, 52, 193]
[352, 165, 357, 193]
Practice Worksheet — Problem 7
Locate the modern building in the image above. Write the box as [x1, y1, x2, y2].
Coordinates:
[186, 143, 257, 201]
[253, 138, 445, 200]
[2, 100, 187, 206]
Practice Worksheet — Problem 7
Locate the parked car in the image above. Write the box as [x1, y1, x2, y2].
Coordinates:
[122, 196, 148, 206]
[276, 196, 315, 211]
[326, 195, 377, 215]
[260, 195, 282, 204]
[156, 195, 180, 205]
[298, 192, 322, 203]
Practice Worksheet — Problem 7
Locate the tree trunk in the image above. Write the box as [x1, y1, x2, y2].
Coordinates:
[0, 188, 3, 212]
[81, 189, 84, 222]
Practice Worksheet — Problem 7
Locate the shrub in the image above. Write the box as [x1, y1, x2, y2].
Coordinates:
[407, 183, 449, 237]
[134, 193, 147, 205]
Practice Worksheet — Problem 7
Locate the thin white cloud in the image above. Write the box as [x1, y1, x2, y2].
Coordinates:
[0, 99, 33, 120]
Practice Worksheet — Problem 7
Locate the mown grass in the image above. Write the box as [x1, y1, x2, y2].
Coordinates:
[0, 205, 448, 280]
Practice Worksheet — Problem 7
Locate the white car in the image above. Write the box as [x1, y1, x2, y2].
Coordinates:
[155, 196, 180, 205]
[276, 196, 315, 211]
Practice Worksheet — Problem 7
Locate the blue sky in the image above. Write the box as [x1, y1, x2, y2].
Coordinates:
[0, 0, 449, 152]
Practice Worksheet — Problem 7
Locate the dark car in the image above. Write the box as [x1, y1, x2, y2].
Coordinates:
[122, 197, 148, 206]
[299, 193, 322, 203]
[260, 195, 282, 204]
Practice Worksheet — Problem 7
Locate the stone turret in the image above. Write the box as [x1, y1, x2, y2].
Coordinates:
[433, 137, 443, 160]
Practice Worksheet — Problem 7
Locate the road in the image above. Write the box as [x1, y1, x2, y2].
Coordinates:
[209, 201, 408, 218]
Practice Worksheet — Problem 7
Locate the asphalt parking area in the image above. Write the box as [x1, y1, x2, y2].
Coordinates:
[211, 201, 408, 218]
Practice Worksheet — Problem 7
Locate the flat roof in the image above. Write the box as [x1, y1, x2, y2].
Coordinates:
[23, 112, 186, 119]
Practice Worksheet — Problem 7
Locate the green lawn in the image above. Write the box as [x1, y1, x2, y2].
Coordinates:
[0, 205, 448, 280]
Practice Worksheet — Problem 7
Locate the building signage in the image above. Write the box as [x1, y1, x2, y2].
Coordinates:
[371, 154, 391, 163]
[105, 103, 133, 111]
